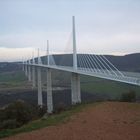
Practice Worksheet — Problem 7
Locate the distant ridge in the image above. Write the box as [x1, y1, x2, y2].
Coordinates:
[50, 53, 140, 72]
[0, 53, 140, 72]
[105, 53, 140, 72]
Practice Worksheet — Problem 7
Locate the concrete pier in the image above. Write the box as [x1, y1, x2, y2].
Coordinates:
[37, 67, 43, 106]
[22, 62, 24, 71]
[71, 73, 81, 104]
[25, 64, 28, 77]
[47, 68, 53, 113]
[32, 66, 36, 88]
[28, 65, 31, 82]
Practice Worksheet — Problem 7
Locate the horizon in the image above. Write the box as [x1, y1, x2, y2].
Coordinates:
[0, 51, 139, 63]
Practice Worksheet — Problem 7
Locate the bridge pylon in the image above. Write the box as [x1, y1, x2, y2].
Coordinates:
[46, 40, 53, 113]
[37, 49, 43, 106]
[28, 59, 31, 82]
[32, 53, 36, 89]
[47, 40, 50, 66]
[47, 68, 53, 113]
[72, 16, 77, 70]
[71, 16, 81, 104]
[25, 61, 28, 77]
[71, 73, 81, 104]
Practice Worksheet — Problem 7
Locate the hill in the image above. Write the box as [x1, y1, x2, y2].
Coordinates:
[0, 53, 140, 72]
[41, 53, 140, 72]
[0, 62, 21, 73]
[106, 53, 140, 72]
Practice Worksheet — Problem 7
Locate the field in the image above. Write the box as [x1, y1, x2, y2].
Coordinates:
[0, 69, 140, 103]
[0, 71, 28, 90]
[81, 75, 140, 100]
[49, 70, 140, 100]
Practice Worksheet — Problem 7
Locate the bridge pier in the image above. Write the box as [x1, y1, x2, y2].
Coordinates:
[37, 67, 43, 106]
[71, 73, 81, 104]
[32, 66, 36, 88]
[47, 68, 53, 113]
[22, 62, 24, 71]
[28, 65, 31, 82]
[25, 64, 28, 77]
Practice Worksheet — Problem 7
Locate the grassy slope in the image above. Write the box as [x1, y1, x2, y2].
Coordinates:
[0, 71, 26, 83]
[0, 102, 99, 138]
[0, 71, 28, 89]
[46, 70, 140, 99]
[81, 75, 140, 99]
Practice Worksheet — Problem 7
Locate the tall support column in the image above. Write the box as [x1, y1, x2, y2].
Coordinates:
[22, 61, 24, 71]
[32, 66, 36, 88]
[25, 63, 28, 77]
[47, 40, 50, 66]
[47, 68, 53, 113]
[32, 53, 36, 88]
[37, 67, 43, 106]
[72, 16, 77, 70]
[71, 16, 81, 104]
[28, 65, 31, 81]
[71, 73, 81, 104]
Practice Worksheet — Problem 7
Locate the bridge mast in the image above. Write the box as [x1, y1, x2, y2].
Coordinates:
[37, 49, 43, 106]
[32, 52, 36, 89]
[47, 40, 50, 66]
[71, 16, 81, 104]
[72, 16, 77, 70]
[46, 40, 53, 113]
[28, 58, 31, 82]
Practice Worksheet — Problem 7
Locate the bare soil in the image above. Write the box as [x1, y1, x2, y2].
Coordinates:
[2, 102, 140, 140]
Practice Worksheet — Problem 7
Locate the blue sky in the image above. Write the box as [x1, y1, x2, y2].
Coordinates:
[0, 0, 140, 61]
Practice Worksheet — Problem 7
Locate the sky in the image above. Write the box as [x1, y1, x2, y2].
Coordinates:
[0, 0, 140, 61]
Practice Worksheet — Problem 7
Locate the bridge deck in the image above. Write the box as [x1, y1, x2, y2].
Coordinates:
[28, 63, 140, 86]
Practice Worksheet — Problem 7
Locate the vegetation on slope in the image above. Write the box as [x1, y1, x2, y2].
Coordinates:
[0, 71, 27, 90]
[0, 102, 99, 138]
[80, 75, 140, 100]
[0, 101, 46, 130]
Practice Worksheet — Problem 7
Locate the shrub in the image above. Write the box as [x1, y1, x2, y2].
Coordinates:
[0, 100, 47, 130]
[120, 90, 136, 102]
[36, 105, 47, 117]
[3, 101, 37, 125]
[0, 119, 18, 130]
[55, 102, 66, 113]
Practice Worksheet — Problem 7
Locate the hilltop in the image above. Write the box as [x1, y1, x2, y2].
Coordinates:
[40, 53, 140, 72]
[106, 53, 140, 72]
[0, 53, 140, 72]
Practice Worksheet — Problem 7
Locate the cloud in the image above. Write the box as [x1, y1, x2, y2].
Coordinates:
[77, 32, 140, 54]
[0, 47, 47, 62]
[0, 0, 140, 61]
[0, 31, 140, 62]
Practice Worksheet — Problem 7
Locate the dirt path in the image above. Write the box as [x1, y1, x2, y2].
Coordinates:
[2, 102, 140, 140]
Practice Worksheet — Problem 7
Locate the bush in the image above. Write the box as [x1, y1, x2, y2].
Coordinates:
[0, 119, 18, 130]
[120, 90, 136, 102]
[54, 102, 66, 113]
[0, 101, 47, 130]
[36, 105, 47, 117]
[3, 101, 36, 126]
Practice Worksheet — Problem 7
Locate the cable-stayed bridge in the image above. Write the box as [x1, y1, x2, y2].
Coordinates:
[23, 16, 140, 113]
